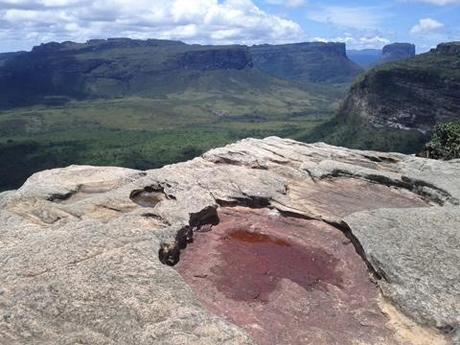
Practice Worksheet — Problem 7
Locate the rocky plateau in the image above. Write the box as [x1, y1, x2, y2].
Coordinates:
[0, 137, 459, 345]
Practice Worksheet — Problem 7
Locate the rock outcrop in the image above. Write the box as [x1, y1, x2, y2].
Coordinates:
[338, 42, 460, 134]
[380, 43, 416, 64]
[250, 42, 362, 83]
[0, 137, 459, 345]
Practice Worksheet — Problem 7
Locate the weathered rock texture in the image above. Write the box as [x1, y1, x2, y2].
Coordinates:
[0, 137, 459, 345]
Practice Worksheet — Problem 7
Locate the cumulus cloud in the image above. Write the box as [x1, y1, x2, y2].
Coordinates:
[410, 18, 444, 35]
[313, 34, 390, 49]
[0, 0, 305, 51]
[307, 6, 386, 30]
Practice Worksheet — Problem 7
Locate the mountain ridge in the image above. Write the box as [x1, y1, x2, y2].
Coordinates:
[0, 38, 361, 109]
[310, 41, 460, 153]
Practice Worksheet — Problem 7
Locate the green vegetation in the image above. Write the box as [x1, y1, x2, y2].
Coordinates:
[303, 112, 428, 153]
[0, 38, 361, 191]
[0, 94, 328, 191]
[420, 122, 460, 160]
[317, 42, 460, 153]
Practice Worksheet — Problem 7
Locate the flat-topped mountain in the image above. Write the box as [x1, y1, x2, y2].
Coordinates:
[0, 137, 458, 345]
[313, 41, 460, 152]
[380, 42, 416, 63]
[0, 39, 256, 108]
[0, 38, 361, 109]
[250, 42, 362, 83]
[347, 42, 416, 69]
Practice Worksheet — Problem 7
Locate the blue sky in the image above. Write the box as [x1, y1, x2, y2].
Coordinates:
[256, 0, 460, 52]
[0, 0, 458, 53]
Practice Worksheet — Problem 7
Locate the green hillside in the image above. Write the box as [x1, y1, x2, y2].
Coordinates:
[310, 42, 460, 153]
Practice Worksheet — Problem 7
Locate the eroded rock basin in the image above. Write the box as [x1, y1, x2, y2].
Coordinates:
[176, 207, 403, 345]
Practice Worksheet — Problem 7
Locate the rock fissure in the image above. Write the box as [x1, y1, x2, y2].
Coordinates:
[316, 169, 451, 205]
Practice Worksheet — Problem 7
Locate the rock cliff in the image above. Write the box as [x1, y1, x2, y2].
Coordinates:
[0, 137, 458, 345]
[380, 43, 416, 64]
[0, 38, 360, 108]
[339, 42, 460, 134]
[0, 39, 257, 107]
[250, 42, 362, 83]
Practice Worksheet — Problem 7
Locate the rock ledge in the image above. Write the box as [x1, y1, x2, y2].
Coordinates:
[0, 137, 458, 345]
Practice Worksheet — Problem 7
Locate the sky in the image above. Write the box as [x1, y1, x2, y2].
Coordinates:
[0, 0, 458, 53]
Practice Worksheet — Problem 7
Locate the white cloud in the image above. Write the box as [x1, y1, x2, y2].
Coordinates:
[307, 6, 386, 30]
[266, 0, 305, 8]
[313, 34, 390, 49]
[410, 18, 444, 35]
[0, 0, 305, 51]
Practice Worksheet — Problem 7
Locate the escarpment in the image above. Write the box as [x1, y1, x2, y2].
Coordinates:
[250, 42, 362, 83]
[0, 38, 361, 108]
[380, 43, 416, 64]
[339, 42, 460, 134]
[0, 137, 459, 345]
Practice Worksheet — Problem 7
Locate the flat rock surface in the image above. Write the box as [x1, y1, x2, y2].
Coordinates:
[0, 137, 459, 345]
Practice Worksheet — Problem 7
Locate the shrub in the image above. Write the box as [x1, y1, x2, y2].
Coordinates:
[421, 122, 460, 160]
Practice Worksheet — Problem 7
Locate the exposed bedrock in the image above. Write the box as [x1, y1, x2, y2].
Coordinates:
[0, 137, 459, 344]
[176, 207, 419, 345]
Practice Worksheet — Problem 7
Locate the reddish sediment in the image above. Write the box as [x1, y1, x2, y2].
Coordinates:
[176, 207, 402, 345]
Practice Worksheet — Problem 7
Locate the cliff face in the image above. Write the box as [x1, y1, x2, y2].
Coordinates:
[380, 43, 416, 63]
[338, 42, 460, 134]
[0, 137, 458, 345]
[250, 42, 362, 83]
[0, 38, 362, 108]
[347, 43, 416, 69]
[0, 39, 256, 107]
[176, 47, 253, 71]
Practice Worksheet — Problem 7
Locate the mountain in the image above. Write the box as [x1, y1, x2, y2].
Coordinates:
[0, 51, 25, 67]
[1, 137, 458, 345]
[309, 42, 460, 153]
[347, 43, 416, 69]
[380, 42, 416, 64]
[0, 38, 361, 109]
[0, 38, 255, 108]
[0, 38, 362, 191]
[250, 42, 362, 83]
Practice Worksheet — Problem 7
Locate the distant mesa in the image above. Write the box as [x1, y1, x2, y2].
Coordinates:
[0, 38, 362, 109]
[250, 41, 362, 83]
[380, 43, 416, 64]
[347, 42, 416, 69]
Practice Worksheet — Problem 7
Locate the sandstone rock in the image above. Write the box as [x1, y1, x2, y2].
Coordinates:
[0, 137, 458, 344]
